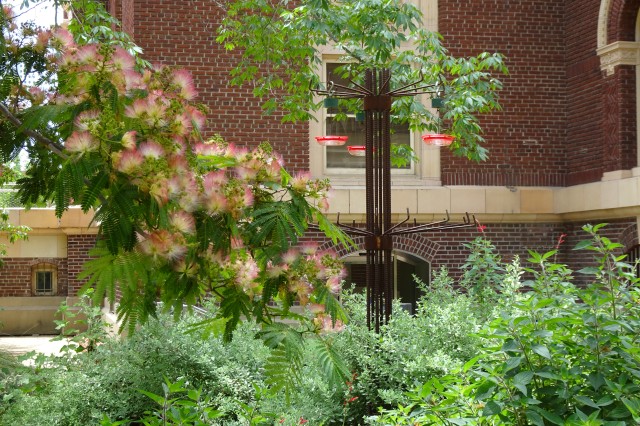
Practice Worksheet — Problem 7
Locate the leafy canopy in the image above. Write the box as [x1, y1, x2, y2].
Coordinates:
[217, 0, 508, 161]
[0, 1, 352, 337]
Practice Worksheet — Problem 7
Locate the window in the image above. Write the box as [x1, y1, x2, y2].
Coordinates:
[309, 56, 443, 184]
[342, 251, 429, 314]
[32, 263, 57, 296]
[625, 244, 640, 279]
[323, 62, 413, 174]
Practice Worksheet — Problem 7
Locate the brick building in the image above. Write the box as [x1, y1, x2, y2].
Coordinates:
[3, 0, 640, 331]
[0, 209, 96, 334]
[108, 0, 640, 297]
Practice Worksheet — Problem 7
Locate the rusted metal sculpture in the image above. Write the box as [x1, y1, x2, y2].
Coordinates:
[312, 68, 477, 332]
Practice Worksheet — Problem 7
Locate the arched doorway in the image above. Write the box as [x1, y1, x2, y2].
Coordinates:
[341, 250, 430, 314]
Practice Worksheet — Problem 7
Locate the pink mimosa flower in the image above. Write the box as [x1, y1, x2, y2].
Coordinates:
[300, 243, 318, 255]
[74, 110, 100, 131]
[116, 149, 144, 174]
[179, 191, 201, 213]
[75, 44, 101, 65]
[203, 171, 228, 193]
[291, 172, 310, 191]
[172, 69, 197, 100]
[307, 303, 325, 314]
[51, 27, 75, 49]
[282, 249, 298, 265]
[124, 69, 143, 90]
[168, 155, 188, 174]
[66, 131, 99, 153]
[170, 211, 196, 234]
[185, 105, 206, 131]
[139, 140, 165, 159]
[124, 98, 149, 119]
[204, 190, 228, 214]
[150, 181, 169, 205]
[318, 197, 330, 211]
[326, 275, 342, 294]
[142, 229, 188, 261]
[145, 99, 168, 127]
[121, 131, 137, 150]
[243, 187, 254, 207]
[172, 113, 192, 137]
[171, 136, 187, 155]
[111, 46, 136, 72]
[35, 30, 51, 52]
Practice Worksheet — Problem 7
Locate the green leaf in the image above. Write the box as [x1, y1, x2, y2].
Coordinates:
[482, 400, 502, 416]
[308, 337, 350, 388]
[532, 344, 551, 359]
[573, 240, 594, 250]
[513, 371, 534, 395]
[575, 395, 600, 409]
[621, 397, 640, 418]
[531, 407, 565, 425]
[525, 410, 545, 426]
[577, 266, 600, 275]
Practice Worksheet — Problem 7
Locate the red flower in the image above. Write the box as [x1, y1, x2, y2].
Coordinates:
[556, 233, 567, 250]
[477, 224, 487, 233]
[299, 417, 308, 425]
[344, 396, 359, 405]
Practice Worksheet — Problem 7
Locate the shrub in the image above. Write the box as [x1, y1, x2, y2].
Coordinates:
[0, 313, 269, 425]
[371, 224, 640, 425]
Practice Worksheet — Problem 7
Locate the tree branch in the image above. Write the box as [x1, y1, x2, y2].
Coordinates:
[0, 102, 68, 159]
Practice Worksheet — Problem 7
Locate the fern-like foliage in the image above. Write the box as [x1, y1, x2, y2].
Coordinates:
[218, 285, 253, 342]
[248, 201, 306, 255]
[308, 336, 351, 388]
[78, 242, 161, 334]
[259, 322, 305, 401]
[93, 183, 141, 253]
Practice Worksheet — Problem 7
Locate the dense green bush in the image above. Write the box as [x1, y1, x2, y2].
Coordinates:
[0, 313, 269, 425]
[11, 227, 636, 425]
[370, 224, 640, 425]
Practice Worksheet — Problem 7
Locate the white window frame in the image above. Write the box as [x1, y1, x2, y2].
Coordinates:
[310, 53, 443, 186]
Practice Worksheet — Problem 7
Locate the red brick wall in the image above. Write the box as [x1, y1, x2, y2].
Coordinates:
[103, 1, 638, 186]
[565, 0, 606, 185]
[311, 219, 637, 287]
[438, 0, 567, 187]
[608, 0, 640, 42]
[0, 258, 68, 297]
[126, 0, 310, 173]
[67, 235, 97, 295]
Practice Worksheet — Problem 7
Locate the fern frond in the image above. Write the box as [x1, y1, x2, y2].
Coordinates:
[80, 170, 109, 211]
[314, 285, 348, 324]
[259, 323, 305, 401]
[218, 285, 252, 341]
[93, 184, 140, 253]
[248, 202, 307, 253]
[78, 243, 149, 309]
[309, 336, 350, 388]
[196, 213, 229, 251]
[18, 104, 74, 133]
[314, 207, 357, 250]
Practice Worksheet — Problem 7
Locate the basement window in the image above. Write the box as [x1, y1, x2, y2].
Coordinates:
[32, 263, 57, 296]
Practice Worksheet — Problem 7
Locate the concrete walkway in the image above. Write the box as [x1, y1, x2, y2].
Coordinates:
[0, 335, 67, 357]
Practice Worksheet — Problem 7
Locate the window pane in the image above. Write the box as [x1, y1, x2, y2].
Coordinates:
[36, 271, 52, 293]
[325, 63, 412, 170]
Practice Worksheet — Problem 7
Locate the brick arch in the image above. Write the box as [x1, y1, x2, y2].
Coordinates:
[318, 233, 441, 263]
[598, 0, 639, 172]
[607, 0, 640, 43]
[28, 258, 63, 267]
[618, 221, 639, 252]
